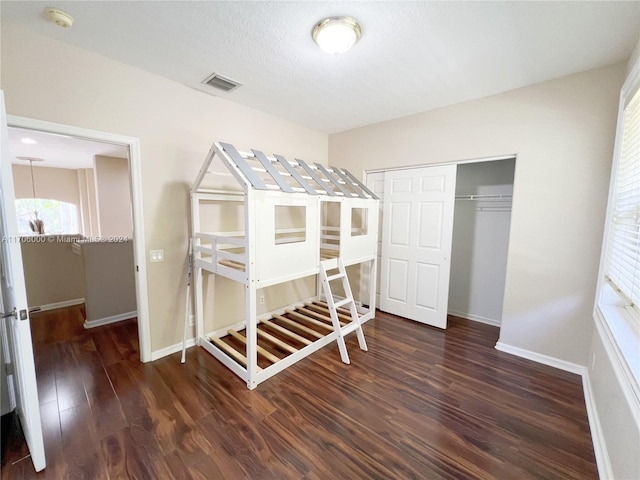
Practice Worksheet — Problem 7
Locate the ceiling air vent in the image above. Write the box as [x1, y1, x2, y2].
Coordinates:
[201, 73, 241, 92]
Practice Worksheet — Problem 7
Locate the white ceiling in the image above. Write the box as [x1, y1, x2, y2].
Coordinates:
[2, 1, 640, 134]
[8, 127, 129, 169]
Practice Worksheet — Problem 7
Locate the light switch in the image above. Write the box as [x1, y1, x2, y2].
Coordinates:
[150, 249, 164, 263]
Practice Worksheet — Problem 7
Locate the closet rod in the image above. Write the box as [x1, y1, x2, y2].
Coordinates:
[455, 194, 512, 201]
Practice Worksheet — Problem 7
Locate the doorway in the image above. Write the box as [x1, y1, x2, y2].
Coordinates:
[6, 116, 150, 362]
[367, 156, 515, 329]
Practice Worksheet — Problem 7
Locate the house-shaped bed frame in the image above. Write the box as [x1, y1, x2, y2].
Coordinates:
[190, 142, 379, 389]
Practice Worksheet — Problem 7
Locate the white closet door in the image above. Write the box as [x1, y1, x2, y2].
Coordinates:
[380, 165, 457, 328]
[366, 172, 385, 307]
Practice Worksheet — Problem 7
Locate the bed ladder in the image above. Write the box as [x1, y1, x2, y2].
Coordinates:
[319, 258, 368, 364]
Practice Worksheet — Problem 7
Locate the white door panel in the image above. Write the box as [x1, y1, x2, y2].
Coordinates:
[389, 202, 411, 246]
[0, 91, 46, 472]
[391, 177, 412, 193]
[419, 202, 444, 248]
[415, 262, 439, 309]
[380, 165, 456, 328]
[387, 259, 409, 302]
[420, 175, 446, 192]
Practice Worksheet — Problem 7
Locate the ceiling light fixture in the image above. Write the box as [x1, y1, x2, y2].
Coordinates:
[17, 157, 46, 234]
[312, 16, 362, 56]
[21, 137, 37, 145]
[45, 7, 74, 28]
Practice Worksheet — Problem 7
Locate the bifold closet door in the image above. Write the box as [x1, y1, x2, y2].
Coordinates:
[379, 165, 457, 328]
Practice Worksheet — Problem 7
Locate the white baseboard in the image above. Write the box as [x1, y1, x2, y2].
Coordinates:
[582, 371, 614, 480]
[151, 337, 197, 361]
[448, 309, 501, 327]
[33, 298, 85, 313]
[84, 311, 137, 329]
[494, 341, 587, 376]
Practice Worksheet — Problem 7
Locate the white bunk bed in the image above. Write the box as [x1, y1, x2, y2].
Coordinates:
[190, 142, 379, 389]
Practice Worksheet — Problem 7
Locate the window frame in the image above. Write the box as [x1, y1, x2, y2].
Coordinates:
[594, 57, 640, 403]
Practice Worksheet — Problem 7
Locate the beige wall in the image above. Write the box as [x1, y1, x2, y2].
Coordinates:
[94, 155, 132, 238]
[628, 32, 640, 74]
[1, 24, 328, 353]
[12, 164, 81, 210]
[20, 237, 85, 307]
[77, 168, 99, 237]
[80, 240, 136, 322]
[330, 64, 626, 366]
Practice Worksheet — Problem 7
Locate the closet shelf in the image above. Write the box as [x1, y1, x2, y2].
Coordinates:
[455, 194, 512, 201]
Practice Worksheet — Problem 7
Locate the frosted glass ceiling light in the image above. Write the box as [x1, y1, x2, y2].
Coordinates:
[312, 16, 362, 56]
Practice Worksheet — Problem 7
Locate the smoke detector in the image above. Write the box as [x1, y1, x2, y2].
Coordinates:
[45, 7, 74, 28]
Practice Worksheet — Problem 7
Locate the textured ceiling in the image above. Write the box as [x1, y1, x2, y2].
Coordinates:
[2, 1, 640, 133]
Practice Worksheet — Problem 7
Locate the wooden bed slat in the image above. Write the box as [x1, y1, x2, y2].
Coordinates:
[285, 310, 334, 331]
[297, 306, 346, 327]
[314, 300, 352, 316]
[257, 328, 299, 355]
[260, 318, 313, 345]
[227, 329, 281, 364]
[320, 249, 339, 259]
[308, 302, 353, 323]
[209, 336, 247, 367]
[273, 314, 324, 339]
[218, 259, 246, 271]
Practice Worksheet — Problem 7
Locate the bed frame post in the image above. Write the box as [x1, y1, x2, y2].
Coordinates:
[191, 192, 204, 345]
[245, 189, 258, 389]
[368, 256, 377, 316]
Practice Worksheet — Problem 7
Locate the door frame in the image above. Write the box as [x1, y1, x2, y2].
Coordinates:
[7, 115, 152, 363]
[366, 154, 517, 176]
[365, 153, 518, 326]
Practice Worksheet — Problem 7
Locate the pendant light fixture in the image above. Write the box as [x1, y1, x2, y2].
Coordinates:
[312, 16, 362, 56]
[17, 156, 45, 234]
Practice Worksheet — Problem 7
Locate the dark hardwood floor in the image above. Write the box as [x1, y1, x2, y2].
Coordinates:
[1, 305, 597, 479]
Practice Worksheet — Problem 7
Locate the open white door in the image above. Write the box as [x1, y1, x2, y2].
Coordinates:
[0, 91, 46, 471]
[379, 165, 457, 328]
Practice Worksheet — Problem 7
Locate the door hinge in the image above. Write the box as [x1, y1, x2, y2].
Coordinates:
[4, 362, 13, 376]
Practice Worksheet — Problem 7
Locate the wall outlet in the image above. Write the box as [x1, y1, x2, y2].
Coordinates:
[189, 314, 195, 326]
[259, 295, 265, 305]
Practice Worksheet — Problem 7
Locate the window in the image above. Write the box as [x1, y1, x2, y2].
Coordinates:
[15, 199, 79, 235]
[596, 59, 640, 393]
[274, 205, 306, 244]
[603, 76, 640, 322]
[351, 207, 368, 236]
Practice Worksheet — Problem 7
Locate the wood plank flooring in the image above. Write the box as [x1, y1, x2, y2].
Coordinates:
[1, 305, 597, 479]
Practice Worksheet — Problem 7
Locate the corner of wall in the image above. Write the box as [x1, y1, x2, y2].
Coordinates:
[628, 32, 640, 74]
